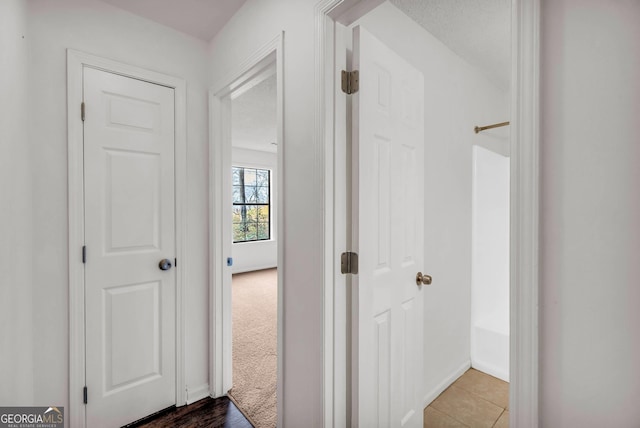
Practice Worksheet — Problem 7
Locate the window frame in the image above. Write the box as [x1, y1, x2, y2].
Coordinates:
[232, 166, 272, 243]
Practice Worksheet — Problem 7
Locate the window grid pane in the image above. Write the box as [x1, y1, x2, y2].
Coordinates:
[232, 166, 271, 243]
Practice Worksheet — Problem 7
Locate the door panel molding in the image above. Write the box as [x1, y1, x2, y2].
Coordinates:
[316, 0, 540, 427]
[351, 25, 425, 427]
[67, 49, 188, 428]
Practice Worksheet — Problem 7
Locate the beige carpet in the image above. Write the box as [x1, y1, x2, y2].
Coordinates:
[228, 268, 277, 428]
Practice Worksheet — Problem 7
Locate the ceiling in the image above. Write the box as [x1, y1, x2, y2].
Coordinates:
[232, 74, 278, 153]
[100, 0, 247, 41]
[390, 0, 511, 89]
[98, 1, 509, 87]
[97, 1, 509, 151]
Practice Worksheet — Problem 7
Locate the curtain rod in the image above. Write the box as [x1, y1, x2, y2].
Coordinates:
[474, 121, 510, 134]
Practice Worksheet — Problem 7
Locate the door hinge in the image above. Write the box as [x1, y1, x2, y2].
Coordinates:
[341, 70, 359, 94]
[82, 246, 86, 264]
[174, 258, 177, 267]
[81, 102, 85, 121]
[83, 386, 88, 404]
[341, 251, 359, 274]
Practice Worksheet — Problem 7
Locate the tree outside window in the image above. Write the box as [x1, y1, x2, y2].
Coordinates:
[232, 166, 270, 242]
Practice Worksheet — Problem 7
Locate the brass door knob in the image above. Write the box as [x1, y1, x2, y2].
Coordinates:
[416, 272, 432, 286]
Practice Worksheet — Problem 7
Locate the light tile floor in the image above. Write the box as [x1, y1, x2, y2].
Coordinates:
[424, 369, 509, 428]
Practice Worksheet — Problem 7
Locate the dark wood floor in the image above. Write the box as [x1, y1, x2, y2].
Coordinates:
[125, 396, 253, 428]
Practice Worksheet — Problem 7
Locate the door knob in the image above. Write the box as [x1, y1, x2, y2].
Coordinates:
[159, 259, 172, 271]
[416, 272, 432, 286]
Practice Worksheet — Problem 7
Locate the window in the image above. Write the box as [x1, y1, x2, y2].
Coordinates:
[232, 166, 271, 243]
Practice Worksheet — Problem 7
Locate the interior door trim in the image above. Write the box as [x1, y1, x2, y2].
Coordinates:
[67, 49, 188, 428]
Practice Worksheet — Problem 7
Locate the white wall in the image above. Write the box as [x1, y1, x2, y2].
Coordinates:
[354, 2, 509, 404]
[10, 1, 640, 425]
[208, 1, 325, 425]
[471, 145, 510, 381]
[0, 0, 34, 405]
[541, 0, 640, 426]
[231, 147, 278, 274]
[24, 0, 210, 415]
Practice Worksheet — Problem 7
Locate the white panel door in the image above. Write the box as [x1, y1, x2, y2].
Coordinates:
[352, 26, 425, 428]
[83, 67, 176, 427]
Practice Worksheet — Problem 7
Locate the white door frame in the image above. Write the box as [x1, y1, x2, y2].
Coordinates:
[208, 32, 284, 425]
[315, 1, 540, 427]
[67, 49, 188, 428]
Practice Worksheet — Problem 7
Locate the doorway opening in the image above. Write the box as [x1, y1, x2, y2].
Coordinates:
[228, 68, 279, 428]
[209, 34, 283, 428]
[327, 1, 516, 426]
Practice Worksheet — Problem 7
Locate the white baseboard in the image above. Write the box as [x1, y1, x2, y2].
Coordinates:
[423, 360, 471, 408]
[471, 360, 509, 383]
[186, 383, 211, 405]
